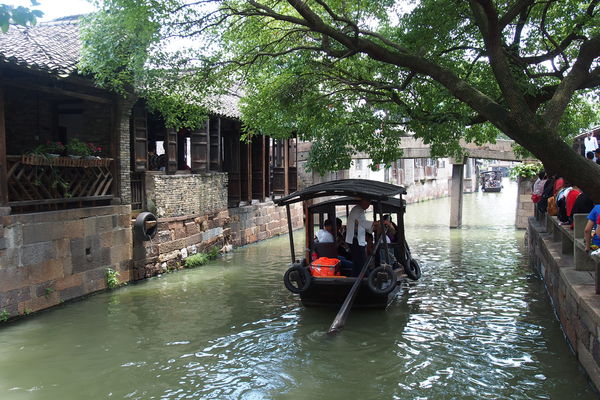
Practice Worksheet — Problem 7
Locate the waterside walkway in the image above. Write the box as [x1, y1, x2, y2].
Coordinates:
[528, 213, 600, 392]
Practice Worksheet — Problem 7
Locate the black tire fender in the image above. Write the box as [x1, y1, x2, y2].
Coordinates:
[283, 264, 311, 294]
[367, 265, 397, 295]
[134, 212, 158, 241]
[404, 258, 422, 281]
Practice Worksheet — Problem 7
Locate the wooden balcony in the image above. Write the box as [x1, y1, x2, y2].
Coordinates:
[7, 155, 114, 212]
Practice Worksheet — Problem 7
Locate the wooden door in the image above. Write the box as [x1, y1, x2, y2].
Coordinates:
[271, 139, 285, 196]
[190, 120, 208, 173]
[222, 126, 241, 206]
[251, 136, 266, 201]
[288, 137, 297, 192]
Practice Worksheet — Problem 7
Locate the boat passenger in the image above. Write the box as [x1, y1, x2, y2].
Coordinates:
[345, 198, 374, 276]
[316, 219, 335, 243]
[335, 217, 351, 259]
[316, 218, 353, 275]
[374, 220, 399, 268]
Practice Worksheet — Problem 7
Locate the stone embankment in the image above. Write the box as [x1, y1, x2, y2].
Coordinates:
[528, 213, 600, 391]
[0, 206, 132, 317]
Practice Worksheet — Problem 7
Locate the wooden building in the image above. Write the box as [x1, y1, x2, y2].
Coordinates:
[0, 16, 302, 318]
[130, 99, 298, 214]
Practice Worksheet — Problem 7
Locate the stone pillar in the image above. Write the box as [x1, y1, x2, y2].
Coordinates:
[113, 94, 137, 205]
[449, 158, 465, 228]
[516, 177, 534, 229]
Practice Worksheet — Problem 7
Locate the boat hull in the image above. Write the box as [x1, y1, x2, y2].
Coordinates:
[482, 187, 502, 192]
[299, 276, 403, 308]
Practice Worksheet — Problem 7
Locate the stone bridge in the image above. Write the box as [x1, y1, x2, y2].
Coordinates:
[352, 137, 532, 161]
[297, 137, 537, 228]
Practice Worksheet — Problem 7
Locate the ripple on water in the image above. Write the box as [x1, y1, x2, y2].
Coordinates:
[0, 183, 597, 400]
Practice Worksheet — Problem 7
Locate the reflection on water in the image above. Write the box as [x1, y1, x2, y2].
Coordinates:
[0, 179, 597, 399]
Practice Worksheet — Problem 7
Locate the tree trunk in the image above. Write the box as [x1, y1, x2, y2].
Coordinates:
[529, 136, 600, 203]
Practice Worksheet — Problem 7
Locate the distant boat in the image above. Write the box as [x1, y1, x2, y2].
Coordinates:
[480, 171, 503, 192]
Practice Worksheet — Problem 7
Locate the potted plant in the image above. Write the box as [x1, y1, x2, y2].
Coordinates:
[85, 142, 103, 159]
[66, 138, 92, 158]
[44, 141, 66, 157]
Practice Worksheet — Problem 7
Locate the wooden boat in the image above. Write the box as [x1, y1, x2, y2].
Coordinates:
[480, 170, 503, 192]
[274, 179, 421, 309]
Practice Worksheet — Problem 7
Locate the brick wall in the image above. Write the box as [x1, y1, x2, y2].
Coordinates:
[145, 172, 228, 218]
[116, 95, 137, 205]
[0, 205, 132, 319]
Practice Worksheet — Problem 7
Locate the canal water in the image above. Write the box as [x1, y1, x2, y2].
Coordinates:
[0, 179, 597, 399]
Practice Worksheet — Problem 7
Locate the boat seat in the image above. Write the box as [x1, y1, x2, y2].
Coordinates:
[313, 242, 338, 259]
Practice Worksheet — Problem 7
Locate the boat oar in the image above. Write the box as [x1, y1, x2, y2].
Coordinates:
[327, 232, 386, 335]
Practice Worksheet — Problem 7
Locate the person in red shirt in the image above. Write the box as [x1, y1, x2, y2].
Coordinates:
[565, 185, 581, 226]
[553, 176, 564, 196]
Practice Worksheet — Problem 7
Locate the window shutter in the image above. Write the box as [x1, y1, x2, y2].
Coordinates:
[166, 127, 178, 174]
[131, 103, 148, 172]
[209, 117, 221, 171]
[190, 120, 208, 173]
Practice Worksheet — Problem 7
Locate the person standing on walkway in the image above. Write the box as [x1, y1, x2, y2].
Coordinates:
[531, 170, 546, 204]
[584, 132, 598, 157]
[345, 198, 374, 277]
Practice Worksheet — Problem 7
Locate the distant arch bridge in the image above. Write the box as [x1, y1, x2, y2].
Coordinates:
[297, 138, 537, 229]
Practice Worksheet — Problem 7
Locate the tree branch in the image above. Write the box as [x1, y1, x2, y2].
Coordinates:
[468, 0, 533, 115]
[543, 34, 600, 128]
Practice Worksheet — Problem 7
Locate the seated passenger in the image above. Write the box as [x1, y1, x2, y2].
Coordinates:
[316, 219, 335, 243]
[373, 220, 399, 268]
[315, 218, 353, 274]
[335, 217, 351, 259]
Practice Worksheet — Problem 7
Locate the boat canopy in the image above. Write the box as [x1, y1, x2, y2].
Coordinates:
[274, 179, 406, 206]
[308, 196, 406, 214]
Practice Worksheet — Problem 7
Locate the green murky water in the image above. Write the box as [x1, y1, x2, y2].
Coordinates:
[0, 179, 597, 399]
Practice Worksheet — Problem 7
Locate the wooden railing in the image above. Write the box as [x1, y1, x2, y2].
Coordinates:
[7, 155, 114, 212]
[130, 172, 145, 211]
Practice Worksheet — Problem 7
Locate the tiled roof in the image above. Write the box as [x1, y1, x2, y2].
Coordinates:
[202, 88, 242, 119]
[0, 16, 81, 77]
[0, 15, 242, 119]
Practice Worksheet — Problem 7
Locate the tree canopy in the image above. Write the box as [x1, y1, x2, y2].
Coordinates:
[80, 0, 600, 196]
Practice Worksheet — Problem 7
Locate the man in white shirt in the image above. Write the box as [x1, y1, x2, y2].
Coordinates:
[584, 132, 598, 157]
[345, 198, 373, 276]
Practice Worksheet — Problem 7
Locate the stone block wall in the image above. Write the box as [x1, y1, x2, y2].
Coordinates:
[134, 209, 230, 279]
[145, 172, 228, 218]
[228, 201, 303, 246]
[0, 205, 132, 319]
[528, 217, 600, 392]
[405, 178, 450, 203]
[516, 177, 535, 229]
